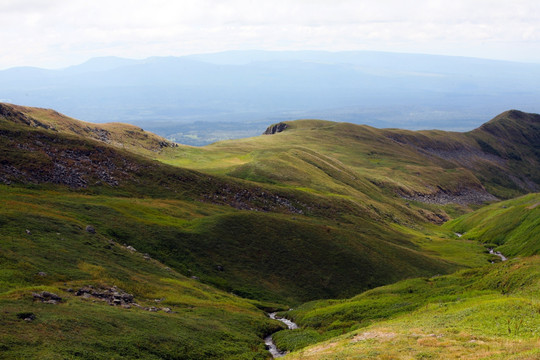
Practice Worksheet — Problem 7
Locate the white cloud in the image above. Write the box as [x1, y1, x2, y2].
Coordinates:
[1, 0, 539, 69]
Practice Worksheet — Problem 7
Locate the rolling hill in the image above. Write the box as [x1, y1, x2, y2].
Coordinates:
[160, 109, 540, 202]
[1, 103, 539, 359]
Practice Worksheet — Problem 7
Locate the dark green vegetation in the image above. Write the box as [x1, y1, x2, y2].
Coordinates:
[1, 103, 539, 359]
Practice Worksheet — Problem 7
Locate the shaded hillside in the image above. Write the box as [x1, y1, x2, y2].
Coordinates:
[0, 104, 476, 304]
[0, 187, 283, 359]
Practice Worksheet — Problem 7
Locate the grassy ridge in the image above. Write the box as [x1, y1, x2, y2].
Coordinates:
[3, 103, 180, 157]
[444, 193, 540, 256]
[160, 111, 540, 202]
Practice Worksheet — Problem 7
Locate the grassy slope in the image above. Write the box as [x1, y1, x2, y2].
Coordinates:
[160, 111, 540, 202]
[0, 185, 471, 305]
[2, 103, 181, 157]
[444, 193, 540, 256]
[0, 188, 288, 359]
[279, 257, 540, 359]
[269, 196, 540, 359]
[0, 105, 490, 305]
[2, 104, 539, 359]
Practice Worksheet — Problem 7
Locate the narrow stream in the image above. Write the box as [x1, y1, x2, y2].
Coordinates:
[264, 312, 298, 358]
[489, 248, 508, 261]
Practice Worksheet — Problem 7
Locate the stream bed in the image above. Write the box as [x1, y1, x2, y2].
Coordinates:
[264, 312, 298, 358]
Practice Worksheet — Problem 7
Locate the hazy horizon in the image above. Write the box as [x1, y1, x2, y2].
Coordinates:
[1, 1, 539, 69]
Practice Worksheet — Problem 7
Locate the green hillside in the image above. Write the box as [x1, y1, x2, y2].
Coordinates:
[282, 256, 540, 359]
[0, 188, 286, 359]
[0, 103, 492, 305]
[1, 103, 539, 359]
[444, 193, 540, 256]
[268, 194, 540, 358]
[160, 111, 540, 202]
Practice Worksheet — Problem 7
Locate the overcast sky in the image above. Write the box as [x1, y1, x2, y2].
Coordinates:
[1, 0, 539, 69]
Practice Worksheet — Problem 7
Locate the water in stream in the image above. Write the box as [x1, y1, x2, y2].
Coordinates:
[489, 248, 508, 261]
[264, 312, 298, 358]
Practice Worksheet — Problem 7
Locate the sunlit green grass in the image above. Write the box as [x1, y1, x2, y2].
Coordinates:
[279, 257, 540, 359]
[444, 193, 540, 256]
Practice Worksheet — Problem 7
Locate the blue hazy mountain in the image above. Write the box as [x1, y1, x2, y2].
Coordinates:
[1, 50, 539, 144]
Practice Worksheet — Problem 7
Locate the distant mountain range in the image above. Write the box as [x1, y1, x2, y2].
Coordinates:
[1, 50, 540, 145]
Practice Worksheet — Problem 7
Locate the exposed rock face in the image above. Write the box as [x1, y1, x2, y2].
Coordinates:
[263, 122, 289, 135]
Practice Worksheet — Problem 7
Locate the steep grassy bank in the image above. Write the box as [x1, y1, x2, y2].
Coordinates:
[278, 257, 540, 359]
[444, 193, 540, 256]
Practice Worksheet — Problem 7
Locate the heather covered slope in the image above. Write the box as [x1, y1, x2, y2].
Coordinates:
[0, 103, 178, 157]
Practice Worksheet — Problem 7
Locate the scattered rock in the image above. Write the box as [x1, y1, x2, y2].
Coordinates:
[25, 229, 31, 235]
[143, 253, 151, 260]
[162, 307, 173, 313]
[66, 288, 74, 293]
[191, 276, 199, 280]
[148, 307, 159, 312]
[216, 265, 224, 271]
[75, 286, 135, 307]
[33, 291, 62, 304]
[36, 272, 47, 277]
[400, 188, 497, 206]
[85, 225, 96, 234]
[126, 245, 137, 252]
[17, 312, 36, 321]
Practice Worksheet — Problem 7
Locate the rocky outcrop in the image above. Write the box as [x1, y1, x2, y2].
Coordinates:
[75, 285, 134, 307]
[400, 188, 497, 205]
[203, 185, 305, 214]
[74, 285, 174, 312]
[0, 130, 144, 188]
[263, 122, 289, 135]
[33, 291, 62, 304]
